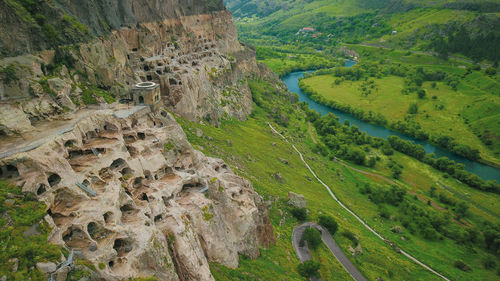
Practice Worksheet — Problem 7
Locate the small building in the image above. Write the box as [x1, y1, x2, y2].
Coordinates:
[131, 82, 162, 110]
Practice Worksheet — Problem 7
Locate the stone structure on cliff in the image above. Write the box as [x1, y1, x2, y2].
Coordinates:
[0, 1, 275, 280]
[132, 82, 162, 110]
[0, 0, 259, 135]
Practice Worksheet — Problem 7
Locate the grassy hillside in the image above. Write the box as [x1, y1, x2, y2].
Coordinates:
[228, 0, 500, 65]
[175, 78, 500, 280]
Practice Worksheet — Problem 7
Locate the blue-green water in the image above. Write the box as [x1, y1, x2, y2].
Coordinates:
[282, 60, 499, 182]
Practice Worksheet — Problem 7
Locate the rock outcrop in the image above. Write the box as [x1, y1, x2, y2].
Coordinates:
[0, 109, 273, 280]
[0, 0, 258, 136]
[0, 1, 274, 279]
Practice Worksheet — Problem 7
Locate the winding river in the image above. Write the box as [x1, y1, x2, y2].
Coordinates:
[282, 60, 500, 182]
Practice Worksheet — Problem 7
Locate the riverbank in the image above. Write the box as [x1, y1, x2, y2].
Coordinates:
[281, 66, 499, 183]
[299, 72, 500, 169]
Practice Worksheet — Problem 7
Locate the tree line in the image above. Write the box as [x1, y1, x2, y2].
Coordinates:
[304, 109, 500, 194]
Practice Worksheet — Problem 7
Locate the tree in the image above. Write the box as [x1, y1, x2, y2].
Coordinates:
[302, 227, 322, 249]
[429, 186, 437, 197]
[347, 147, 366, 165]
[391, 165, 402, 179]
[318, 215, 338, 234]
[417, 89, 426, 99]
[454, 201, 469, 219]
[408, 103, 418, 114]
[297, 260, 321, 278]
[485, 67, 497, 76]
[291, 207, 308, 221]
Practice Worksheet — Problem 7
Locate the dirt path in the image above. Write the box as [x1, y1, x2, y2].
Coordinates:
[293, 222, 367, 281]
[308, 122, 318, 144]
[268, 122, 451, 281]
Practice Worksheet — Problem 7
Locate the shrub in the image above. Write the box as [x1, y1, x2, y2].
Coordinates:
[302, 227, 322, 249]
[318, 215, 338, 235]
[341, 230, 358, 245]
[81, 89, 98, 105]
[482, 256, 496, 269]
[408, 103, 418, 114]
[485, 67, 497, 76]
[454, 260, 472, 271]
[417, 89, 426, 99]
[290, 207, 308, 221]
[297, 260, 320, 278]
[0, 181, 61, 280]
[0, 63, 18, 83]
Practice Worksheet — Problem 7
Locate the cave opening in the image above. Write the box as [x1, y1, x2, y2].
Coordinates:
[103, 212, 113, 224]
[120, 203, 135, 213]
[154, 214, 162, 222]
[37, 184, 47, 195]
[48, 173, 61, 187]
[113, 238, 132, 256]
[110, 159, 126, 170]
[2, 165, 19, 179]
[64, 140, 75, 147]
[133, 177, 142, 188]
[140, 193, 149, 202]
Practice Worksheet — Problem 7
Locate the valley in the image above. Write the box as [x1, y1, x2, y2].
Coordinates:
[0, 0, 498, 280]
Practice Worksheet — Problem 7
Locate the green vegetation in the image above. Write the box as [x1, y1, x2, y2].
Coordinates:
[202, 206, 214, 221]
[80, 84, 116, 105]
[297, 260, 321, 278]
[256, 46, 341, 77]
[302, 227, 322, 249]
[164, 141, 175, 152]
[290, 207, 308, 221]
[178, 78, 499, 280]
[0, 181, 61, 280]
[299, 57, 500, 166]
[0, 63, 19, 84]
[318, 215, 338, 235]
[2, 0, 90, 57]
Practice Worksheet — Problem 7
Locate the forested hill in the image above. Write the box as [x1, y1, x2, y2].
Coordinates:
[224, 0, 500, 64]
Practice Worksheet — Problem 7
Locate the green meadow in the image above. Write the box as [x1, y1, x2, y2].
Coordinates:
[175, 79, 499, 280]
[300, 58, 500, 166]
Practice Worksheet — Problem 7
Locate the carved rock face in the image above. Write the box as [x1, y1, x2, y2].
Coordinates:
[0, 110, 273, 281]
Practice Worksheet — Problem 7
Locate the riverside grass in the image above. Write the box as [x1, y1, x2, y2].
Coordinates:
[176, 80, 499, 281]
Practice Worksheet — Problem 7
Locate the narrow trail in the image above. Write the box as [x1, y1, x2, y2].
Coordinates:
[293, 222, 367, 281]
[308, 122, 318, 144]
[267, 122, 451, 281]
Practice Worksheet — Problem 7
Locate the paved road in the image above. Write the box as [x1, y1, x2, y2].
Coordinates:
[268, 122, 451, 281]
[293, 222, 367, 281]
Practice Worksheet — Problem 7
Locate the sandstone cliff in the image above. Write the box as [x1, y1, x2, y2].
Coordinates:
[0, 1, 274, 280]
[1, 0, 259, 135]
[0, 108, 274, 280]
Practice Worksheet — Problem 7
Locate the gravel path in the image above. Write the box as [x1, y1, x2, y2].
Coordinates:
[293, 222, 367, 281]
[268, 122, 450, 281]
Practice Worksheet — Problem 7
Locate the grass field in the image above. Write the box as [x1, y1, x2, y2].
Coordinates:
[301, 69, 500, 165]
[175, 79, 500, 280]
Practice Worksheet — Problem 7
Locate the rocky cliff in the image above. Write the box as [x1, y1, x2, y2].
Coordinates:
[1, 0, 259, 135]
[1, 108, 274, 280]
[0, 1, 274, 280]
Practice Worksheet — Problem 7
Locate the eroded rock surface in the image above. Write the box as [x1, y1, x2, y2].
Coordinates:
[0, 110, 273, 280]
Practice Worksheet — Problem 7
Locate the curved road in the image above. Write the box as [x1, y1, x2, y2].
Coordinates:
[293, 222, 367, 281]
[268, 122, 450, 281]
